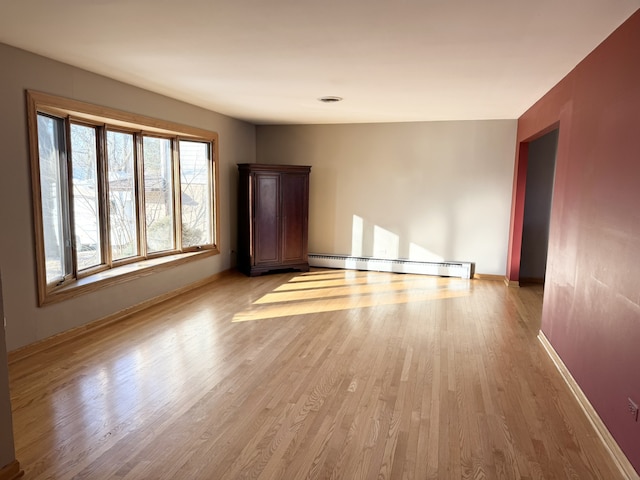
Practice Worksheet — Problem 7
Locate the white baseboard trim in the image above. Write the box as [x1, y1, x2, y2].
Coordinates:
[538, 332, 639, 480]
[308, 253, 474, 279]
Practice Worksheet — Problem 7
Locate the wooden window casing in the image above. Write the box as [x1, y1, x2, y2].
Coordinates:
[26, 90, 220, 306]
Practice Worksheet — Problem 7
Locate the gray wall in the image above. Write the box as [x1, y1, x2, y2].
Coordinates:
[520, 129, 558, 280]
[0, 272, 16, 470]
[257, 121, 517, 275]
[0, 43, 256, 351]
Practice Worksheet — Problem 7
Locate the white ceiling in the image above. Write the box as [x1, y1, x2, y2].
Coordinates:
[1, 0, 639, 124]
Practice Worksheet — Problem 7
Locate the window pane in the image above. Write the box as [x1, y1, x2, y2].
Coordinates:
[71, 124, 102, 270]
[179, 141, 212, 247]
[143, 137, 175, 253]
[37, 114, 70, 284]
[107, 131, 138, 260]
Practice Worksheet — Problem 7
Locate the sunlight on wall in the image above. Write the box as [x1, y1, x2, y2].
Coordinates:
[373, 225, 399, 259]
[409, 243, 444, 262]
[351, 215, 363, 257]
[351, 213, 445, 262]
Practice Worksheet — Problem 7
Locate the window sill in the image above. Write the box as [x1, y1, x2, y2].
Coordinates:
[41, 249, 217, 306]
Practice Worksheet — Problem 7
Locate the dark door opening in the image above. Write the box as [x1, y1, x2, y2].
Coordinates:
[519, 129, 558, 285]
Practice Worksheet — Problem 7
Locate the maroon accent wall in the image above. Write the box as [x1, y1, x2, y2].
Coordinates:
[506, 141, 528, 281]
[510, 9, 640, 473]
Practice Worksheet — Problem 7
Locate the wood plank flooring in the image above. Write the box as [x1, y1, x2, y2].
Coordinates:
[8, 269, 625, 479]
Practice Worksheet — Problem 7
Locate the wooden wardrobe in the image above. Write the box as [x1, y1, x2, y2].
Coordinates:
[237, 164, 311, 276]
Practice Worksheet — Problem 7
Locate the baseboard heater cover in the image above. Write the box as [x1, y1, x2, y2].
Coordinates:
[308, 254, 475, 279]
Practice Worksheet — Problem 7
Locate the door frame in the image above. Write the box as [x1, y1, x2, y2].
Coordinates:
[506, 121, 560, 285]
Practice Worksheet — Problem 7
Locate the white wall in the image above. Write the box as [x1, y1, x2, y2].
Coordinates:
[257, 121, 517, 275]
[0, 43, 255, 351]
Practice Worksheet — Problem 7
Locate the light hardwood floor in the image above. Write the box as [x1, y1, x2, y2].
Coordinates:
[8, 269, 624, 479]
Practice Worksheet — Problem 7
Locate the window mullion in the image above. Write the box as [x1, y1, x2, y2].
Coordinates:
[173, 137, 183, 251]
[97, 124, 110, 268]
[61, 117, 75, 281]
[102, 125, 115, 268]
[135, 132, 147, 258]
[210, 140, 217, 249]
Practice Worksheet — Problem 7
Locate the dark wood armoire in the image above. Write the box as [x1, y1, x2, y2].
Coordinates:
[237, 164, 311, 276]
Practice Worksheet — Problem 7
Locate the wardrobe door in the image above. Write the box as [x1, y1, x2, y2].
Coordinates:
[281, 172, 308, 264]
[253, 172, 280, 266]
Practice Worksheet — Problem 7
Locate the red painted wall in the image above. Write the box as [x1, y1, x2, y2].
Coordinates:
[512, 9, 640, 473]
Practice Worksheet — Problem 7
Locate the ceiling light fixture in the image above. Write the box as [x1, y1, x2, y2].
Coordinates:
[318, 96, 343, 103]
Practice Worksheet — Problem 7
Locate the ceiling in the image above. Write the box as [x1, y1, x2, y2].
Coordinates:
[1, 0, 639, 125]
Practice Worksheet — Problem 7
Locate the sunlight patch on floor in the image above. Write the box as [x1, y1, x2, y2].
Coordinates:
[233, 270, 471, 322]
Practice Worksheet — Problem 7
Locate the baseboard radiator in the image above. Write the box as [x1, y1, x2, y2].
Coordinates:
[308, 254, 475, 279]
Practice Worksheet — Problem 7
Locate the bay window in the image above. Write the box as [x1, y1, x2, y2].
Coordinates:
[27, 91, 219, 305]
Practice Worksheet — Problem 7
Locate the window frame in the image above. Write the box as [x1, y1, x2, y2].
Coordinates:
[27, 90, 220, 306]
[35, 112, 75, 286]
[177, 138, 217, 251]
[68, 118, 108, 278]
[104, 126, 144, 266]
[141, 133, 180, 258]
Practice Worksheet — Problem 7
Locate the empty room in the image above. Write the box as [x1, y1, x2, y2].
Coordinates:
[1, 1, 639, 479]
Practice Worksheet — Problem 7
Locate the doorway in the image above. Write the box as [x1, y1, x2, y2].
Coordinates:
[519, 129, 558, 285]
